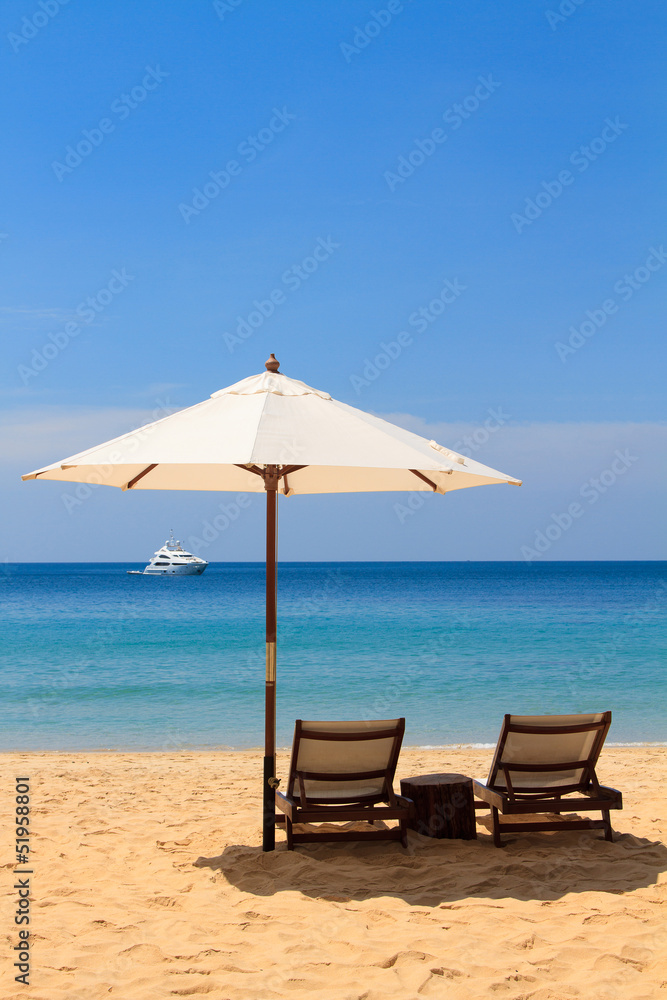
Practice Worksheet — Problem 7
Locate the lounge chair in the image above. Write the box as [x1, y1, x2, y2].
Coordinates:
[275, 718, 412, 849]
[473, 712, 623, 846]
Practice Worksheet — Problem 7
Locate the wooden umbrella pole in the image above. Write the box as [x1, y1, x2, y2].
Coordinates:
[263, 469, 278, 852]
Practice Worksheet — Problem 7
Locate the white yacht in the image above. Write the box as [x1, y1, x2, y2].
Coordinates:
[128, 532, 208, 576]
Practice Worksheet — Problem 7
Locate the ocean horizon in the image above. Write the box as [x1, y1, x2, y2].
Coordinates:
[3, 560, 665, 751]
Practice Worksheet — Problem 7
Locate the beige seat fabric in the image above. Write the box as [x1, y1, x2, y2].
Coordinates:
[491, 713, 605, 790]
[296, 719, 400, 801]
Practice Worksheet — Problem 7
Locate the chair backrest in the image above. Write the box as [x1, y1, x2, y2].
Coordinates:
[486, 712, 612, 795]
[287, 718, 405, 805]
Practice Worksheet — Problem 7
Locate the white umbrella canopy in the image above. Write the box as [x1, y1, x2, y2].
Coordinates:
[23, 360, 521, 495]
[23, 355, 522, 850]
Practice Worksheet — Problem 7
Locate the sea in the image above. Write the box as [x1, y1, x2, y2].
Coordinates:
[1, 562, 665, 751]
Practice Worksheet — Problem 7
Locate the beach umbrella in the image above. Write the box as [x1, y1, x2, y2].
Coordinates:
[22, 354, 522, 850]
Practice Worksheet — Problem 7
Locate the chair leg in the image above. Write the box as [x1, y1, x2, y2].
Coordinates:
[286, 817, 294, 851]
[400, 819, 408, 849]
[492, 807, 502, 848]
[602, 810, 613, 842]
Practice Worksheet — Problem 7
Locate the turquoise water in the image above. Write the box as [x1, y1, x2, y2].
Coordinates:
[1, 562, 665, 750]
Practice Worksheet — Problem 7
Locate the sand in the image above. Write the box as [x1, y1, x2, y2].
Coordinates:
[2, 747, 666, 1000]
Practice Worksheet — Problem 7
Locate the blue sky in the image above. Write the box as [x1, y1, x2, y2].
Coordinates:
[2, 0, 665, 561]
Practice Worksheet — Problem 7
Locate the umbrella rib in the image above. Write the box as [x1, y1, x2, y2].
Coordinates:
[410, 469, 439, 491]
[235, 464, 265, 477]
[234, 463, 308, 480]
[280, 465, 307, 496]
[123, 464, 158, 490]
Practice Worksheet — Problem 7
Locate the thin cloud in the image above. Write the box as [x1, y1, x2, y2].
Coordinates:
[1, 404, 180, 466]
[379, 412, 667, 488]
[0, 306, 75, 322]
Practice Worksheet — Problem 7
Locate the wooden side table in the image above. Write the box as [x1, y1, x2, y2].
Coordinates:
[400, 772, 477, 840]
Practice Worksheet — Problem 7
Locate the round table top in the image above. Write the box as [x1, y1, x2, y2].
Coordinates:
[400, 772, 472, 786]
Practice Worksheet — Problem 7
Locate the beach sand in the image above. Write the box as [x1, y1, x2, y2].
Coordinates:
[2, 747, 666, 1000]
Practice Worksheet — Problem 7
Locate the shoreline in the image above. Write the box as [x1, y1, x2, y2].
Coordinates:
[3, 740, 667, 753]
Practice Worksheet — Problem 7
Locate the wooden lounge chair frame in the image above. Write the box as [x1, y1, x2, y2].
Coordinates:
[473, 712, 623, 847]
[275, 718, 413, 850]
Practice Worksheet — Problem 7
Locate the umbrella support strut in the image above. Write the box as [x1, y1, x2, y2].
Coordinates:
[263, 471, 278, 851]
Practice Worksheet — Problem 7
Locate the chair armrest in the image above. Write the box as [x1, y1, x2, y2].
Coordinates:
[472, 780, 505, 809]
[275, 791, 297, 820]
[584, 784, 623, 808]
[396, 794, 414, 815]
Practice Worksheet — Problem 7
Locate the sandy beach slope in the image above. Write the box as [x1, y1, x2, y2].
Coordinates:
[2, 747, 666, 999]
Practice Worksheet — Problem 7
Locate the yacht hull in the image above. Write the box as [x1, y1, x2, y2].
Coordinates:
[142, 564, 207, 576]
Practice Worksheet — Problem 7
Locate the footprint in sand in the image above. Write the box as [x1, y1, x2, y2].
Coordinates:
[374, 950, 435, 968]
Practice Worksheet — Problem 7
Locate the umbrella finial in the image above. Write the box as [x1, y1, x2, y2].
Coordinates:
[265, 353, 280, 373]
